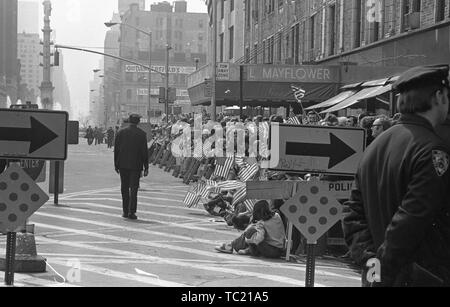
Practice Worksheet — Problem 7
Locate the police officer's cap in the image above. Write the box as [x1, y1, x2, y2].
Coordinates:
[393, 64, 450, 93]
[128, 114, 141, 124]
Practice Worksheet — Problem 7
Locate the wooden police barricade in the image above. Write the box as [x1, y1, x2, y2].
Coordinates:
[159, 150, 170, 169]
[154, 144, 166, 165]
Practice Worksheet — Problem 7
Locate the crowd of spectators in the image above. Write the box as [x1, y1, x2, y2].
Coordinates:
[147, 109, 401, 261]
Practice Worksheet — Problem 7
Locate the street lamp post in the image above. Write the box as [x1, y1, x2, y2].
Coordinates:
[105, 21, 153, 124]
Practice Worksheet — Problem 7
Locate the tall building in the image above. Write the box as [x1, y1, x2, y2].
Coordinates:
[243, 0, 450, 70]
[119, 0, 145, 15]
[18, 1, 39, 34]
[190, 0, 450, 116]
[17, 33, 41, 103]
[113, 1, 208, 120]
[207, 0, 245, 64]
[0, 0, 19, 107]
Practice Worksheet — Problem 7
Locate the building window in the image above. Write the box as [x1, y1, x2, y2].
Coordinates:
[199, 20, 204, 28]
[198, 33, 204, 41]
[230, 0, 234, 12]
[219, 33, 224, 62]
[401, 0, 410, 32]
[328, 5, 336, 56]
[127, 89, 132, 100]
[277, 32, 282, 62]
[246, 0, 251, 28]
[253, 43, 258, 64]
[245, 46, 250, 63]
[221, 0, 225, 19]
[412, 0, 421, 12]
[229, 26, 234, 60]
[354, 0, 362, 47]
[310, 15, 315, 50]
[262, 40, 266, 63]
[436, 0, 445, 22]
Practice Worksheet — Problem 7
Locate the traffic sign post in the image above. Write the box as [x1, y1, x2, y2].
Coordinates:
[4, 232, 17, 286]
[280, 181, 343, 287]
[0, 109, 68, 161]
[269, 124, 365, 175]
[0, 164, 49, 284]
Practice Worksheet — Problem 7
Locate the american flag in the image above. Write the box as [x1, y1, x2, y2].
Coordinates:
[291, 85, 306, 102]
[232, 187, 247, 207]
[216, 180, 246, 191]
[183, 191, 201, 208]
[238, 163, 259, 182]
[286, 116, 302, 125]
[235, 156, 248, 168]
[243, 199, 257, 213]
[213, 156, 235, 179]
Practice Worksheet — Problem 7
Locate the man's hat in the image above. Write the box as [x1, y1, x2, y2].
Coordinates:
[393, 64, 450, 93]
[128, 114, 141, 124]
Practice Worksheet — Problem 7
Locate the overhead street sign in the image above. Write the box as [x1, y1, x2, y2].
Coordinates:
[0, 109, 68, 161]
[269, 124, 365, 175]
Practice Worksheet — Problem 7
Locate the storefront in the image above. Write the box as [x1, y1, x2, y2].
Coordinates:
[187, 64, 342, 111]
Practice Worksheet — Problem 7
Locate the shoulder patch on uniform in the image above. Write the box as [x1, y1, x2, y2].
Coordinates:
[432, 150, 450, 177]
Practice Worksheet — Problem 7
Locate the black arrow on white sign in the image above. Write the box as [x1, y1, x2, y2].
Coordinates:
[0, 117, 58, 153]
[286, 133, 356, 169]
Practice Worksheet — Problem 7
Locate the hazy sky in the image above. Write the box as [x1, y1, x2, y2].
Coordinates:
[26, 0, 207, 118]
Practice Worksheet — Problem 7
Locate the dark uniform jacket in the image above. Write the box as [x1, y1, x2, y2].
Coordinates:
[114, 125, 149, 171]
[344, 114, 450, 285]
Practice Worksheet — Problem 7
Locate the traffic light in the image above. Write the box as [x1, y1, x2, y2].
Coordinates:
[54, 50, 60, 66]
[168, 87, 177, 103]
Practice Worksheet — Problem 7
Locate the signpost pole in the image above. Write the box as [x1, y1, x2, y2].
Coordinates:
[305, 243, 316, 288]
[4, 232, 17, 286]
[54, 161, 60, 205]
[240, 65, 244, 120]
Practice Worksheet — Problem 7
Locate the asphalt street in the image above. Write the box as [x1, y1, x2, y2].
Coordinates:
[0, 139, 361, 287]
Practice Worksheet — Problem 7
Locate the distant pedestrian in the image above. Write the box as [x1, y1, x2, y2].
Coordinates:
[114, 114, 149, 220]
[344, 65, 450, 287]
[85, 126, 94, 146]
[106, 127, 115, 149]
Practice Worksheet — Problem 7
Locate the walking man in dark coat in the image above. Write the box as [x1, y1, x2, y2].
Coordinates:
[114, 114, 149, 220]
[344, 65, 450, 287]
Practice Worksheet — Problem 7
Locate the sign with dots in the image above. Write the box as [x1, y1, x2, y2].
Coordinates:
[0, 164, 49, 234]
[280, 181, 342, 244]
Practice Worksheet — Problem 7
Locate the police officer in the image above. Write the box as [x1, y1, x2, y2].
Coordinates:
[114, 114, 149, 220]
[344, 65, 450, 287]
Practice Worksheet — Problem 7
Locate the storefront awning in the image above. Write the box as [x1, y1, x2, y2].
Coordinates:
[305, 90, 357, 110]
[320, 84, 392, 114]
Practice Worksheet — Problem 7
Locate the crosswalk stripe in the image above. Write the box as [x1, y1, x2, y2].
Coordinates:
[32, 212, 359, 281]
[35, 233, 312, 287]
[56, 201, 235, 236]
[36, 208, 229, 245]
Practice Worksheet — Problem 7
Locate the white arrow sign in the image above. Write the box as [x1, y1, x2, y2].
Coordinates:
[269, 124, 365, 175]
[0, 109, 68, 161]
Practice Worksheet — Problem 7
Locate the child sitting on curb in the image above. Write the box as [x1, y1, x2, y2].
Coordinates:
[215, 200, 286, 259]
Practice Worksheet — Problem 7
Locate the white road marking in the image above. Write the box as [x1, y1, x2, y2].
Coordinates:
[59, 198, 205, 213]
[43, 201, 236, 236]
[32, 213, 360, 281]
[36, 234, 315, 287]
[48, 259, 189, 287]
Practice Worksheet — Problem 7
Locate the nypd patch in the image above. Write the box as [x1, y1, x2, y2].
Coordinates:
[432, 150, 450, 177]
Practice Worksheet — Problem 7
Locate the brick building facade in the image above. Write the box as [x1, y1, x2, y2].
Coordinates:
[243, 0, 450, 74]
